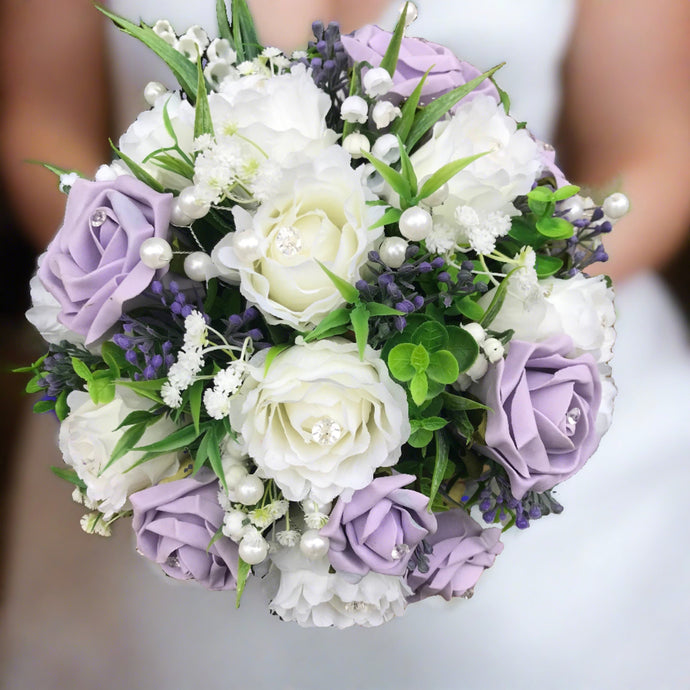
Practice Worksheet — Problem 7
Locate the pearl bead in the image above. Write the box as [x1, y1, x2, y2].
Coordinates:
[379, 237, 408, 268]
[170, 200, 194, 227]
[224, 464, 248, 490]
[602, 192, 630, 220]
[184, 252, 218, 282]
[342, 133, 371, 159]
[232, 230, 261, 262]
[398, 1, 418, 25]
[238, 537, 268, 565]
[399, 206, 433, 241]
[177, 187, 210, 220]
[563, 197, 584, 222]
[139, 237, 172, 269]
[144, 81, 168, 106]
[420, 179, 449, 207]
[299, 530, 330, 560]
[235, 474, 264, 506]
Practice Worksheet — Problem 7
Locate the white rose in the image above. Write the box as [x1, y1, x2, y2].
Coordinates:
[59, 388, 180, 518]
[410, 94, 540, 217]
[485, 273, 616, 364]
[268, 546, 410, 628]
[26, 255, 84, 347]
[212, 64, 337, 167]
[228, 339, 410, 504]
[118, 91, 195, 190]
[213, 146, 383, 330]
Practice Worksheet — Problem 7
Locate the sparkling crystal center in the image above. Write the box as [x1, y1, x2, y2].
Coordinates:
[90, 209, 108, 227]
[311, 417, 343, 445]
[275, 226, 302, 256]
[565, 407, 581, 435]
[399, 1, 418, 25]
[461, 588, 475, 600]
[391, 543, 410, 560]
[344, 601, 369, 614]
[165, 555, 180, 568]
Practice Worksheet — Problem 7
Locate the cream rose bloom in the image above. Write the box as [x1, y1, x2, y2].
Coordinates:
[213, 146, 383, 330]
[268, 546, 410, 628]
[228, 339, 410, 504]
[59, 388, 180, 518]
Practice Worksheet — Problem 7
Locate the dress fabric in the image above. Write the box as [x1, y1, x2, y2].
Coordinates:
[2, 2, 689, 689]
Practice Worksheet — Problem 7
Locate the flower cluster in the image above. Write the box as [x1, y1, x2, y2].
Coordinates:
[21, 1, 625, 629]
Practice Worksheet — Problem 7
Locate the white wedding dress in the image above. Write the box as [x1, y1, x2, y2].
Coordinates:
[2, 2, 689, 689]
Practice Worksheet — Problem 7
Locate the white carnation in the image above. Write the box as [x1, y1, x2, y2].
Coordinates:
[59, 388, 179, 518]
[213, 146, 383, 330]
[228, 339, 410, 504]
[268, 546, 410, 628]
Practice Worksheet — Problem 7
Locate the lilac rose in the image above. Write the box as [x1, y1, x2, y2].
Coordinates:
[341, 25, 499, 107]
[320, 473, 437, 577]
[131, 469, 239, 591]
[38, 176, 173, 344]
[407, 509, 503, 602]
[473, 335, 602, 499]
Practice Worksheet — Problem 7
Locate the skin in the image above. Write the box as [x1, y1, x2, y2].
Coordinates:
[0, 0, 688, 283]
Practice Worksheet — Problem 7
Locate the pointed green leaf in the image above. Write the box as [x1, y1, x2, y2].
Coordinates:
[410, 344, 430, 373]
[150, 152, 195, 179]
[216, 0, 234, 43]
[263, 343, 290, 373]
[446, 326, 479, 372]
[189, 379, 204, 435]
[379, 2, 409, 76]
[33, 399, 56, 414]
[194, 430, 211, 475]
[536, 216, 574, 240]
[232, 0, 261, 61]
[25, 375, 46, 394]
[135, 423, 201, 454]
[392, 68, 430, 143]
[416, 152, 488, 202]
[418, 416, 449, 431]
[360, 151, 412, 200]
[101, 342, 125, 378]
[71, 357, 93, 384]
[410, 371, 429, 406]
[55, 390, 70, 421]
[27, 160, 85, 182]
[51, 466, 86, 490]
[428, 431, 449, 509]
[207, 424, 227, 491]
[316, 261, 359, 303]
[480, 269, 517, 328]
[442, 392, 490, 412]
[427, 350, 459, 384]
[116, 409, 158, 430]
[491, 77, 511, 114]
[365, 302, 405, 317]
[96, 5, 198, 100]
[369, 206, 402, 230]
[106, 422, 150, 471]
[110, 140, 166, 193]
[552, 184, 580, 201]
[397, 134, 418, 194]
[406, 64, 504, 150]
[408, 428, 434, 448]
[342, 62, 364, 141]
[454, 296, 485, 322]
[411, 321, 448, 351]
[194, 53, 215, 139]
[350, 304, 370, 360]
[508, 217, 548, 248]
[89, 374, 115, 405]
[235, 556, 251, 607]
[388, 343, 416, 381]
[304, 309, 352, 343]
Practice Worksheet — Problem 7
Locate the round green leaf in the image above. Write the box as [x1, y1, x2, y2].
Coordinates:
[410, 344, 430, 373]
[410, 372, 428, 406]
[412, 321, 449, 351]
[446, 326, 479, 372]
[388, 343, 416, 381]
[536, 216, 574, 239]
[427, 350, 460, 384]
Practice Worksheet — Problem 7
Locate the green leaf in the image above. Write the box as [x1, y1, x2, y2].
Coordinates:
[379, 2, 408, 76]
[25, 375, 46, 394]
[263, 343, 290, 373]
[360, 151, 412, 201]
[410, 344, 430, 373]
[96, 5, 198, 101]
[535, 254, 564, 278]
[116, 409, 158, 430]
[388, 344, 416, 381]
[410, 372, 428, 406]
[216, 0, 234, 43]
[397, 135, 418, 195]
[406, 64, 504, 150]
[235, 557, 252, 608]
[194, 53, 215, 139]
[411, 321, 448, 352]
[71, 357, 93, 384]
[51, 466, 86, 490]
[480, 270, 516, 329]
[194, 429, 211, 475]
[364, 302, 405, 317]
[303, 309, 351, 344]
[508, 217, 548, 249]
[207, 424, 227, 491]
[350, 304, 370, 360]
[33, 399, 55, 414]
[342, 62, 364, 141]
[106, 422, 151, 470]
[416, 152, 488, 202]
[232, 0, 261, 61]
[27, 160, 85, 183]
[536, 216, 574, 240]
[316, 261, 359, 303]
[189, 379, 204, 436]
[418, 416, 449, 431]
[150, 152, 195, 179]
[428, 431, 450, 509]
[369, 206, 402, 230]
[552, 184, 580, 201]
[446, 326, 480, 372]
[455, 296, 485, 322]
[89, 373, 116, 405]
[109, 140, 166, 193]
[442, 392, 490, 412]
[408, 428, 433, 448]
[101, 342, 126, 378]
[427, 350, 459, 384]
[392, 68, 430, 142]
[491, 77, 511, 114]
[135, 423, 201, 454]
[55, 390, 70, 421]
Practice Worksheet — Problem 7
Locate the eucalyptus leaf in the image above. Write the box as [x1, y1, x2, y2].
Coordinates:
[410, 372, 428, 406]
[71, 357, 93, 384]
[25, 376, 46, 394]
[411, 321, 448, 351]
[408, 428, 433, 448]
[508, 217, 548, 249]
[32, 399, 55, 414]
[388, 344, 416, 382]
[55, 391, 70, 421]
[418, 416, 449, 431]
[410, 344, 430, 373]
[427, 350, 459, 384]
[535, 254, 564, 278]
[552, 184, 580, 201]
[446, 326, 479, 372]
[454, 296, 485, 322]
[89, 374, 115, 405]
[101, 341, 126, 378]
[536, 216, 574, 240]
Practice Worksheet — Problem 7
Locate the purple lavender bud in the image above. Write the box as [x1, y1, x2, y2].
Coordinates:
[175, 293, 187, 305]
[507, 497, 520, 510]
[413, 295, 425, 309]
[573, 219, 589, 229]
[528, 505, 542, 519]
[243, 307, 258, 321]
[355, 279, 369, 291]
[181, 305, 193, 318]
[170, 302, 182, 315]
[316, 40, 327, 53]
[461, 261, 474, 271]
[591, 208, 604, 222]
[437, 271, 452, 283]
[248, 329, 263, 340]
[112, 334, 130, 349]
[418, 261, 432, 273]
[162, 341, 172, 354]
[138, 341, 152, 354]
[405, 245, 420, 258]
[134, 373, 142, 381]
[125, 350, 138, 365]
[483, 509, 497, 523]
[393, 316, 406, 332]
[165, 354, 175, 368]
[431, 257, 445, 269]
[311, 57, 323, 69]
[476, 282, 489, 294]
[323, 59, 336, 71]
[479, 498, 492, 512]
[369, 250, 381, 262]
[143, 365, 157, 380]
[151, 354, 163, 369]
[566, 268, 579, 278]
[312, 20, 324, 38]
[229, 314, 243, 327]
[386, 283, 403, 300]
[334, 40, 343, 52]
[516, 515, 530, 529]
[378, 273, 394, 287]
[396, 299, 416, 313]
[150, 281, 163, 295]
[442, 295, 453, 308]
[599, 221, 613, 233]
[169, 281, 179, 294]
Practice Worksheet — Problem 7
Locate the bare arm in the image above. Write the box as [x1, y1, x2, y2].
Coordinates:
[557, 0, 690, 282]
[0, 0, 109, 250]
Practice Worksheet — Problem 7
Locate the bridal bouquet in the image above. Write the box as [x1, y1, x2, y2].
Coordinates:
[22, 1, 626, 628]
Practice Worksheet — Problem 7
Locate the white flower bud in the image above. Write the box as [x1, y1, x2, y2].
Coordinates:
[342, 133, 371, 159]
[465, 353, 489, 381]
[340, 96, 369, 124]
[482, 337, 505, 363]
[372, 134, 401, 165]
[372, 100, 402, 129]
[463, 322, 486, 345]
[363, 67, 394, 97]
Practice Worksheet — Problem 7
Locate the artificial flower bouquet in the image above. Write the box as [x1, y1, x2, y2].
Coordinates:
[21, 1, 627, 628]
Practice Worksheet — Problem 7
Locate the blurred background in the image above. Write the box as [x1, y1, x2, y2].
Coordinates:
[1, 0, 689, 688]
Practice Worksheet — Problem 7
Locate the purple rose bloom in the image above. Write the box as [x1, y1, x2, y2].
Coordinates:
[131, 469, 239, 591]
[341, 25, 499, 107]
[38, 176, 173, 345]
[407, 509, 503, 602]
[320, 474, 437, 577]
[473, 335, 602, 499]
[536, 141, 570, 188]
